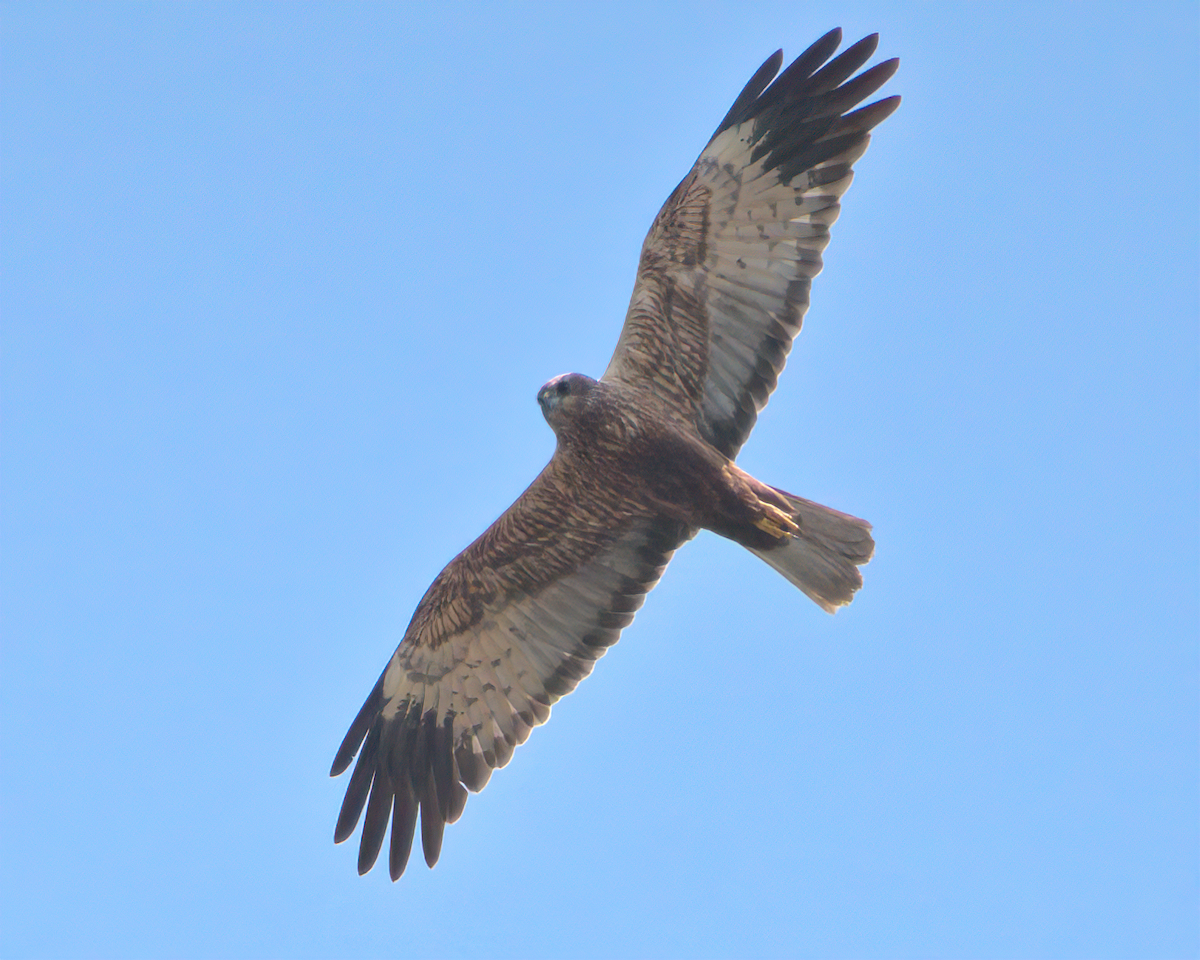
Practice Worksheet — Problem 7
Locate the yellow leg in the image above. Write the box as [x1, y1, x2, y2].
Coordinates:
[753, 503, 800, 539]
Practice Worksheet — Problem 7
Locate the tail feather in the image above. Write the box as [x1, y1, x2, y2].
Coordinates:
[748, 491, 874, 613]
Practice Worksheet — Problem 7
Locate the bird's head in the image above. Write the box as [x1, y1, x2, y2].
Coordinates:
[537, 372, 598, 435]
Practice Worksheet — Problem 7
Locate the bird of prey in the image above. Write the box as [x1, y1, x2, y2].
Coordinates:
[332, 28, 898, 880]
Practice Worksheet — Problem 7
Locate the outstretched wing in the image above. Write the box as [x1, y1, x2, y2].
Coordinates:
[331, 458, 691, 879]
[603, 29, 899, 458]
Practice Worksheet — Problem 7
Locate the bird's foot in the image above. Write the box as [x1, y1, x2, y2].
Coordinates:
[753, 503, 800, 539]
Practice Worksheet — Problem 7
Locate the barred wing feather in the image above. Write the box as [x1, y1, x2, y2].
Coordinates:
[331, 462, 691, 879]
[604, 29, 899, 457]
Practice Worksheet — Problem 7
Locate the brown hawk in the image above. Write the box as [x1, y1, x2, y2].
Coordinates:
[332, 28, 899, 880]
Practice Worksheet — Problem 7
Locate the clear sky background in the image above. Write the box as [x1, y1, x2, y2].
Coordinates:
[2, 3, 1197, 959]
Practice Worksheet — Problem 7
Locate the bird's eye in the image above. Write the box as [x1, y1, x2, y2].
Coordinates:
[556, 380, 570, 396]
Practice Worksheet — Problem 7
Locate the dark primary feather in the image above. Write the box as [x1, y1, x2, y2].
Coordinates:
[712, 48, 784, 136]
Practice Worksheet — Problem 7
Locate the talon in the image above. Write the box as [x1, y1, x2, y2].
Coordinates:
[753, 505, 800, 539]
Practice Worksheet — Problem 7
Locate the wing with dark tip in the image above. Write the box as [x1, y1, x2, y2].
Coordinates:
[603, 29, 899, 458]
[331, 458, 691, 879]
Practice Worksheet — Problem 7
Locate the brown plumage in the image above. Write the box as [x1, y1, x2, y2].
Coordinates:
[332, 28, 898, 880]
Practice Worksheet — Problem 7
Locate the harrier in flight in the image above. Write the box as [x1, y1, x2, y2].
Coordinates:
[332, 28, 898, 879]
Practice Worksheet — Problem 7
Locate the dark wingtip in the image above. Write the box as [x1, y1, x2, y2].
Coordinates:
[419, 775, 446, 868]
[813, 33, 880, 90]
[333, 726, 380, 843]
[331, 671, 387, 776]
[423, 835, 444, 869]
[333, 817, 355, 845]
[333, 800, 358, 844]
[388, 788, 418, 881]
[800, 27, 844, 74]
[838, 31, 878, 63]
[331, 732, 358, 776]
[355, 762, 394, 875]
[877, 57, 901, 81]
[830, 94, 901, 138]
[712, 48, 784, 136]
[872, 94, 902, 121]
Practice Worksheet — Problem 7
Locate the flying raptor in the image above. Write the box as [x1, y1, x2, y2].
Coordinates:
[332, 28, 899, 879]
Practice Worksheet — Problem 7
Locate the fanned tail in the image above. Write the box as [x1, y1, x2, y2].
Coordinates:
[748, 490, 874, 613]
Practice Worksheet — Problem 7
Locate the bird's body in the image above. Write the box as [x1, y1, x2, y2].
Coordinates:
[332, 28, 898, 880]
[542, 373, 825, 554]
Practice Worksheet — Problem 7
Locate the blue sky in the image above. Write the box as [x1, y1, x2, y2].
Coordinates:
[2, 3, 1196, 958]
